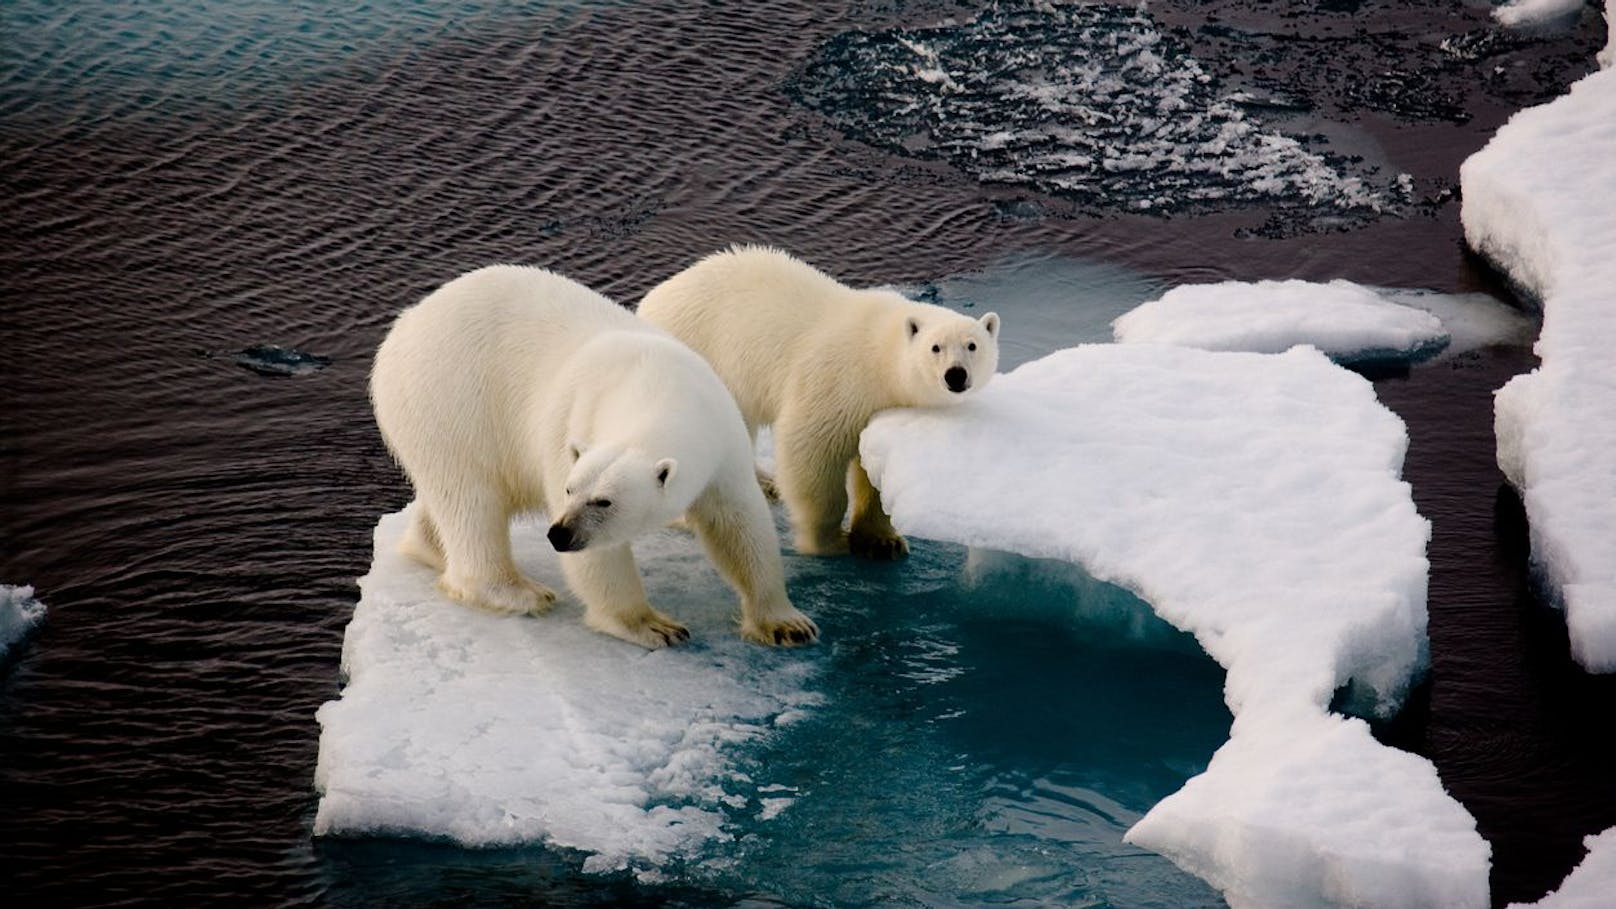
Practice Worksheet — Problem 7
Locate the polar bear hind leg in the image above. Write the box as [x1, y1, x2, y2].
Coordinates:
[398, 505, 446, 571]
[772, 409, 852, 556]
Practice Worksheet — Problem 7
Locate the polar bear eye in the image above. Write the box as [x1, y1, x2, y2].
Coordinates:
[589, 498, 612, 509]
[931, 344, 941, 354]
[967, 342, 977, 352]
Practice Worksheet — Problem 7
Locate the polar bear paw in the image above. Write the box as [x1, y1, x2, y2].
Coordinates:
[741, 610, 820, 647]
[439, 573, 558, 616]
[793, 529, 851, 557]
[849, 528, 909, 561]
[588, 607, 691, 650]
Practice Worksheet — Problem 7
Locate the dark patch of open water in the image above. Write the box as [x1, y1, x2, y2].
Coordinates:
[3, 1, 1613, 906]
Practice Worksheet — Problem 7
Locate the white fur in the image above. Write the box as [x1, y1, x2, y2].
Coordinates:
[370, 265, 817, 648]
[637, 247, 1000, 558]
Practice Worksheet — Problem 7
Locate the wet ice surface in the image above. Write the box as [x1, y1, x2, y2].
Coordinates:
[0, 585, 46, 661]
[792, 1, 1400, 227]
[863, 343, 1490, 909]
[318, 507, 1231, 905]
[1462, 65, 1616, 672]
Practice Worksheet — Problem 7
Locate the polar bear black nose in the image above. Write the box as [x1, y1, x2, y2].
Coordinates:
[547, 522, 578, 552]
[945, 366, 969, 393]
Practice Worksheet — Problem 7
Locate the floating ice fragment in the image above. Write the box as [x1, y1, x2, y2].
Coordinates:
[228, 343, 331, 376]
[1492, 0, 1587, 29]
[1113, 279, 1452, 366]
[1461, 65, 1616, 672]
[0, 585, 47, 661]
[861, 343, 1489, 909]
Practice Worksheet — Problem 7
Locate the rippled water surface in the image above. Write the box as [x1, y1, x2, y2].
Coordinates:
[3, 1, 1614, 907]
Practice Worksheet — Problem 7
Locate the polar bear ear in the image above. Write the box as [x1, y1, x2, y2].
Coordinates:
[980, 312, 1000, 337]
[907, 317, 921, 339]
[568, 440, 588, 462]
[654, 458, 677, 488]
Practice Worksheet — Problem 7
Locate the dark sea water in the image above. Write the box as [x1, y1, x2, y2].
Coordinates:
[2, 1, 1613, 907]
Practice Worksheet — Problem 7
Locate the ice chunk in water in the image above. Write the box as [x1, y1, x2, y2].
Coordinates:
[0, 585, 47, 661]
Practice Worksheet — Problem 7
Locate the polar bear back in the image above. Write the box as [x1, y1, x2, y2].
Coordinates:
[372, 265, 661, 501]
[637, 247, 909, 428]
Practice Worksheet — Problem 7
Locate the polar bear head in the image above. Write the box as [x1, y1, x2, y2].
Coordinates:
[900, 308, 1001, 407]
[547, 441, 680, 552]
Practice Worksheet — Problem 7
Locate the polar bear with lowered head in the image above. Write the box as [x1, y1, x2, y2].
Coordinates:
[370, 265, 818, 649]
[638, 247, 1000, 560]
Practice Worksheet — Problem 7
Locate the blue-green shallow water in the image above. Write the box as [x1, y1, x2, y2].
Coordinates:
[312, 538, 1229, 908]
[4, 0, 1613, 906]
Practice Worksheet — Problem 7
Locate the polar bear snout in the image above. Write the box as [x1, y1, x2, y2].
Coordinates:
[547, 521, 583, 552]
[944, 366, 969, 393]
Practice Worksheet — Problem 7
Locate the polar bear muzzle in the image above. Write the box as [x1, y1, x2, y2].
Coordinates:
[547, 521, 583, 552]
[945, 366, 969, 393]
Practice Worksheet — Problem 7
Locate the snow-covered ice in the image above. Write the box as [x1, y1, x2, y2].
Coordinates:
[313, 512, 821, 877]
[1, 585, 47, 660]
[1507, 827, 1616, 908]
[862, 343, 1489, 909]
[1461, 65, 1616, 672]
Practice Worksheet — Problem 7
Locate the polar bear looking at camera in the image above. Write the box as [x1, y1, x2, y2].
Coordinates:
[638, 246, 1000, 560]
[370, 265, 818, 649]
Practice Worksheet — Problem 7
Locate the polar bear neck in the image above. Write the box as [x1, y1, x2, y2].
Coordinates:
[549, 329, 740, 496]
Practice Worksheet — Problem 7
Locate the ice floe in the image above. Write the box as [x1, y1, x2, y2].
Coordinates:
[862, 343, 1489, 909]
[1113, 279, 1448, 364]
[1461, 65, 1616, 672]
[1507, 826, 1616, 908]
[1, 585, 46, 661]
[313, 512, 821, 877]
[1112, 279, 1535, 366]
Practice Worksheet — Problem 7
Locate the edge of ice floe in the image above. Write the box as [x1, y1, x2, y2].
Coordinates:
[1461, 64, 1616, 673]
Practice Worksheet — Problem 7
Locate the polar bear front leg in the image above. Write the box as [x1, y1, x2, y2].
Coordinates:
[430, 491, 558, 615]
[559, 545, 690, 649]
[689, 486, 818, 646]
[774, 410, 854, 556]
[847, 455, 908, 560]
